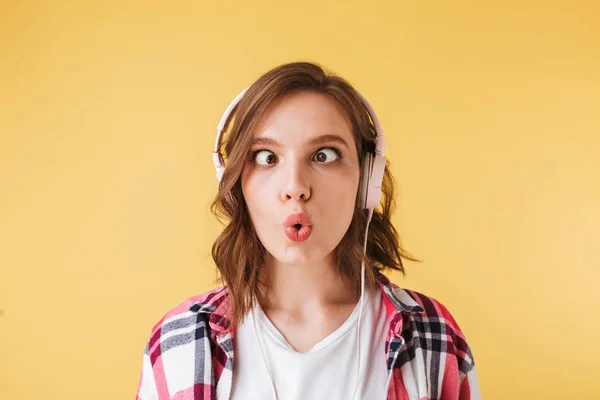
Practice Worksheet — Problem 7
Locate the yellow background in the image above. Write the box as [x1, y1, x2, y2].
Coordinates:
[1, 1, 599, 398]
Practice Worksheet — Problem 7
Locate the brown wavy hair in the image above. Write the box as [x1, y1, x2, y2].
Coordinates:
[210, 61, 418, 327]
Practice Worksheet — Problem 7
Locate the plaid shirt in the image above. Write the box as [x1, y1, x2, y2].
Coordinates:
[136, 275, 481, 400]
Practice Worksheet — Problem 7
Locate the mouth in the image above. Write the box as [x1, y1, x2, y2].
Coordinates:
[283, 213, 313, 242]
[284, 224, 312, 242]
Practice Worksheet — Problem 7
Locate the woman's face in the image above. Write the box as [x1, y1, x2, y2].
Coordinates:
[241, 91, 361, 266]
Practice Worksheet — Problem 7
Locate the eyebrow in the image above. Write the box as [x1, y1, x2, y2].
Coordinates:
[249, 134, 350, 149]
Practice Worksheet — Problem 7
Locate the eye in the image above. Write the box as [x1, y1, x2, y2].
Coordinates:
[252, 150, 278, 166]
[312, 147, 341, 163]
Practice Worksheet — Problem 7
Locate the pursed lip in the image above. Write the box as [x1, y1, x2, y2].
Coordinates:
[283, 212, 313, 228]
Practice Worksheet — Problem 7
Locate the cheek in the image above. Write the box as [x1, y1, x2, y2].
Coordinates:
[240, 170, 255, 211]
[324, 168, 359, 195]
[320, 173, 360, 213]
[241, 172, 271, 220]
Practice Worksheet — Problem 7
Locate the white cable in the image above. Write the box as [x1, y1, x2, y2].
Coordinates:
[253, 207, 375, 400]
[350, 207, 374, 400]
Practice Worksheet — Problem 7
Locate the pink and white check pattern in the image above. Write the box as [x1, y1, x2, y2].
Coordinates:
[136, 274, 481, 399]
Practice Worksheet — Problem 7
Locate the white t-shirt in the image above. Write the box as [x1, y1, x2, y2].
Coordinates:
[230, 289, 388, 400]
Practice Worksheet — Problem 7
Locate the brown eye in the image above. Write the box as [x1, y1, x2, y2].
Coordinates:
[313, 148, 340, 163]
[254, 150, 278, 165]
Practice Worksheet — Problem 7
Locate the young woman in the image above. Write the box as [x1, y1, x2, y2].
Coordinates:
[136, 62, 481, 400]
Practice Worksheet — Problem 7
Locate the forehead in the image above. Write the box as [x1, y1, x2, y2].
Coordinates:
[254, 91, 354, 144]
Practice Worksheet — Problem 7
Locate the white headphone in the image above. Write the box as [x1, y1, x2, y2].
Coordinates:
[214, 86, 387, 399]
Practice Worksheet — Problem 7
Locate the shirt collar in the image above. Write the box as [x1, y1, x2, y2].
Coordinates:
[188, 286, 233, 339]
[188, 274, 425, 339]
[377, 273, 426, 337]
[377, 273, 426, 315]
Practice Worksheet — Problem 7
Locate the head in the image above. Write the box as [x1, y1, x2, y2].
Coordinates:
[211, 61, 417, 327]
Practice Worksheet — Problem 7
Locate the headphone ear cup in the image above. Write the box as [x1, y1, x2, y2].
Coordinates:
[359, 152, 372, 209]
[365, 153, 385, 209]
[213, 152, 226, 183]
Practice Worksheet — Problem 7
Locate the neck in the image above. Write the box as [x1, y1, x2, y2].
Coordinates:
[260, 253, 358, 313]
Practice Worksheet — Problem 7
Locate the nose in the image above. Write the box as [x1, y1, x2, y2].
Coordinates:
[280, 160, 311, 202]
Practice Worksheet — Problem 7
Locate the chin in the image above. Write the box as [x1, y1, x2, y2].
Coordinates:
[269, 242, 325, 266]
[280, 249, 315, 266]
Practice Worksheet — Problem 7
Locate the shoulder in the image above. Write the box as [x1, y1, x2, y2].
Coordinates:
[146, 285, 231, 347]
[390, 283, 476, 373]
[137, 286, 233, 397]
[382, 281, 481, 398]
[403, 287, 468, 335]
[382, 277, 469, 336]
